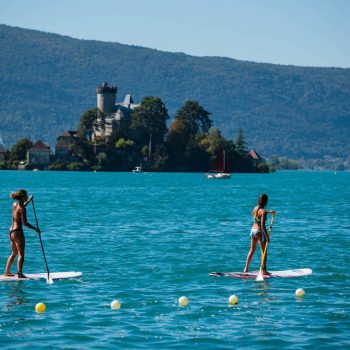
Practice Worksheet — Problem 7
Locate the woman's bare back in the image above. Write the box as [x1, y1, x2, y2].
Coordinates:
[11, 203, 25, 231]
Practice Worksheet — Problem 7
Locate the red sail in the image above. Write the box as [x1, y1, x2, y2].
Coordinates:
[210, 147, 229, 173]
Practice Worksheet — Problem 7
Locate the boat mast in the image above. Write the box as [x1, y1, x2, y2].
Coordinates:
[223, 149, 225, 172]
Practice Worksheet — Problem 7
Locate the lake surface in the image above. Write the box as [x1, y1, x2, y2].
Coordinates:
[0, 171, 349, 349]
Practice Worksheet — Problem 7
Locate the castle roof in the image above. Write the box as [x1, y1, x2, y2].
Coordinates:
[113, 95, 139, 114]
[57, 130, 78, 140]
[30, 140, 50, 151]
[55, 138, 69, 148]
[248, 149, 262, 160]
[123, 94, 134, 105]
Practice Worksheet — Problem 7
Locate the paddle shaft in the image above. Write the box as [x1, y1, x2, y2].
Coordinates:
[259, 215, 275, 271]
[31, 200, 51, 280]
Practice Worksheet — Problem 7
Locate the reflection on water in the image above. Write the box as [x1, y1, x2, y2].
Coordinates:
[4, 282, 28, 309]
[256, 279, 271, 292]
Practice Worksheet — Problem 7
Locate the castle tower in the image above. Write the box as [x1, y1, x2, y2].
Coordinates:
[96, 82, 117, 114]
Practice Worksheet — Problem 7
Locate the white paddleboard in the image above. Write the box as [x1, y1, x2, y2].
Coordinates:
[209, 268, 312, 279]
[0, 271, 82, 282]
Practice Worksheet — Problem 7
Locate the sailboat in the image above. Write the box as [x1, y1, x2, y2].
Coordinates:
[132, 165, 143, 173]
[206, 146, 231, 179]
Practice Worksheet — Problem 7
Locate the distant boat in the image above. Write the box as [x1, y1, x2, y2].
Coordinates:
[206, 147, 231, 179]
[132, 166, 143, 173]
[32, 168, 40, 172]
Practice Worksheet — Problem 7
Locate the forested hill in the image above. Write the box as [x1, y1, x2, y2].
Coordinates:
[1, 24, 349, 159]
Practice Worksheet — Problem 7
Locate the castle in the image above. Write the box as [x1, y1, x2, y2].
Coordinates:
[94, 82, 139, 139]
[52, 82, 139, 162]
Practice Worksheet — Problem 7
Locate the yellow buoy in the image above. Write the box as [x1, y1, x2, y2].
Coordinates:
[228, 295, 238, 305]
[35, 302, 46, 313]
[110, 300, 121, 309]
[295, 288, 305, 297]
[178, 296, 189, 306]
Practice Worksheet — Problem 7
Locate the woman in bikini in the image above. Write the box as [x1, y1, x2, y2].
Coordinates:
[4, 189, 40, 278]
[243, 194, 275, 274]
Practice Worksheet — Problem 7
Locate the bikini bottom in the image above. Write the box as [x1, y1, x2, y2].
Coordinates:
[9, 228, 24, 238]
[250, 229, 262, 238]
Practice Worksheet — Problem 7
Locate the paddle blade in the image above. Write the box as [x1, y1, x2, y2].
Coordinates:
[46, 275, 54, 284]
[256, 271, 265, 281]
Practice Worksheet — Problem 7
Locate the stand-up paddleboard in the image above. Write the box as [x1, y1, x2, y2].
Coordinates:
[0, 271, 82, 282]
[209, 268, 312, 279]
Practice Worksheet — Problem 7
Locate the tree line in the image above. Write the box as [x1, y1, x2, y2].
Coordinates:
[1, 97, 271, 173]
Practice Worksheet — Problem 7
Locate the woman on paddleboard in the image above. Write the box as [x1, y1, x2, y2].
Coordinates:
[4, 189, 40, 278]
[243, 194, 275, 274]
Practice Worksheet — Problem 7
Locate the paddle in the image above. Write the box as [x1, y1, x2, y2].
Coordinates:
[31, 199, 53, 284]
[256, 214, 275, 282]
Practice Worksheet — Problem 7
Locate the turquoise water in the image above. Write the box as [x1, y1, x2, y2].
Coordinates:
[0, 171, 349, 349]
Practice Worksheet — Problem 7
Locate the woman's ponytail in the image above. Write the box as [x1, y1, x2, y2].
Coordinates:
[10, 189, 27, 201]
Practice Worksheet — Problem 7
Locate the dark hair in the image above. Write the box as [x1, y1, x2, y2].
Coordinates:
[258, 193, 268, 207]
[10, 189, 27, 201]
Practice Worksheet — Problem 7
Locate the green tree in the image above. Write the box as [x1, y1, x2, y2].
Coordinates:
[115, 138, 135, 150]
[67, 162, 85, 171]
[167, 101, 212, 166]
[166, 117, 188, 161]
[199, 128, 225, 155]
[257, 162, 270, 173]
[235, 128, 247, 155]
[70, 138, 93, 162]
[48, 160, 67, 171]
[267, 156, 300, 170]
[184, 137, 210, 171]
[9, 138, 33, 161]
[152, 144, 170, 171]
[96, 152, 108, 168]
[131, 96, 168, 158]
[77, 108, 105, 142]
[108, 128, 128, 147]
[175, 100, 212, 137]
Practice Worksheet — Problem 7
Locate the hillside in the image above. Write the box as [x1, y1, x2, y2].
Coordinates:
[1, 24, 349, 159]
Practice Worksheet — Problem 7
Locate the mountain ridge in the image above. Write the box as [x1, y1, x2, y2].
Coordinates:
[1, 24, 349, 159]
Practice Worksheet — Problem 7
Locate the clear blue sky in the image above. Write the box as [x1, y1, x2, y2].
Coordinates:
[0, 0, 349, 67]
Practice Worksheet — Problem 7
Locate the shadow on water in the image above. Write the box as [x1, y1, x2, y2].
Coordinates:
[255, 280, 276, 301]
[256, 280, 270, 291]
[4, 282, 28, 309]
